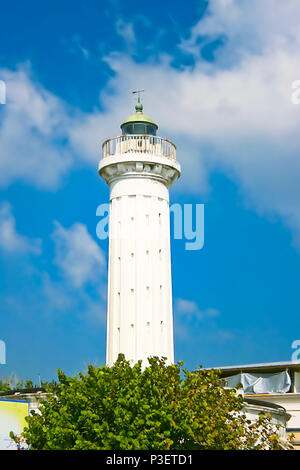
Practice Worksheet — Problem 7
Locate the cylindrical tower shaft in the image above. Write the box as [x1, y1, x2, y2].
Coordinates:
[106, 178, 174, 366]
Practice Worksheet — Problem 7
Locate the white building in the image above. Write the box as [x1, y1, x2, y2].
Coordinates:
[0, 388, 48, 450]
[99, 98, 181, 367]
[212, 361, 300, 449]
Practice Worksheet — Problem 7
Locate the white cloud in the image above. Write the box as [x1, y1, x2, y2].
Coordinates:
[68, 35, 90, 60]
[0, 222, 107, 325]
[180, 0, 300, 64]
[41, 273, 76, 312]
[176, 298, 199, 314]
[174, 297, 231, 343]
[69, 0, 300, 249]
[41, 272, 106, 324]
[2, 1, 300, 251]
[0, 66, 72, 189]
[52, 221, 106, 288]
[175, 298, 220, 321]
[2, 266, 107, 326]
[0, 201, 41, 255]
[116, 19, 136, 49]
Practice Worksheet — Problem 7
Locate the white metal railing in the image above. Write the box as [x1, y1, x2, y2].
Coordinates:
[102, 135, 176, 161]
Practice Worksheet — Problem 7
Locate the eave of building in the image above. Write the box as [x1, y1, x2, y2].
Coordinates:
[245, 393, 300, 398]
[203, 360, 300, 375]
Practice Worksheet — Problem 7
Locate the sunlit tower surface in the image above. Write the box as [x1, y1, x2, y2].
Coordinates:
[99, 93, 181, 366]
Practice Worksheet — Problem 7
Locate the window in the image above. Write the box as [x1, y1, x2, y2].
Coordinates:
[121, 123, 157, 136]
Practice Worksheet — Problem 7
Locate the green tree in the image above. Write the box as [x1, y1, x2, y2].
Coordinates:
[0, 377, 36, 391]
[0, 379, 11, 393]
[18, 356, 283, 450]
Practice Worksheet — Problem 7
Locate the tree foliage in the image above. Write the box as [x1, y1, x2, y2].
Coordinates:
[0, 377, 56, 393]
[19, 355, 283, 450]
[0, 379, 12, 393]
[0, 377, 33, 392]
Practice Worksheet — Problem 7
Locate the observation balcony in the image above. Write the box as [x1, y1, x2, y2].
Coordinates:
[102, 135, 176, 161]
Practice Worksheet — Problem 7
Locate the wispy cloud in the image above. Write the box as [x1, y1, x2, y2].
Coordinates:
[52, 221, 106, 288]
[174, 297, 232, 343]
[0, 202, 41, 255]
[1, 219, 107, 326]
[0, 66, 72, 189]
[180, 0, 300, 64]
[68, 35, 90, 60]
[116, 19, 136, 49]
[176, 298, 220, 321]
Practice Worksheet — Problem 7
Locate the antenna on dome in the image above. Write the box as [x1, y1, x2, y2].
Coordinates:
[132, 89, 145, 104]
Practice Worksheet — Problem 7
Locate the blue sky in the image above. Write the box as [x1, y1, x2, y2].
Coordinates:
[1, 0, 300, 383]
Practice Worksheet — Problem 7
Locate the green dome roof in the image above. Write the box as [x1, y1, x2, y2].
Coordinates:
[121, 102, 158, 130]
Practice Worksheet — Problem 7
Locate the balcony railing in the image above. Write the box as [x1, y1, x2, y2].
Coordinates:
[102, 135, 176, 161]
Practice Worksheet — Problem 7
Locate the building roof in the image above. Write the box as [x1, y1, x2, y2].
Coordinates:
[204, 360, 300, 375]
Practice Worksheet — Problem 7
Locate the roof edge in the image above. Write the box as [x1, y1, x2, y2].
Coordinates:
[203, 360, 300, 372]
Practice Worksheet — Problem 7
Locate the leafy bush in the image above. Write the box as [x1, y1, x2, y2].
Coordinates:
[18, 355, 282, 450]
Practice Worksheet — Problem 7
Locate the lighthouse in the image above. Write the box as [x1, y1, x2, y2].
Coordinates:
[99, 94, 181, 367]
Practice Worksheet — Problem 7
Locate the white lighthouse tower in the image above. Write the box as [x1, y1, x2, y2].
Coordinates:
[99, 94, 181, 367]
